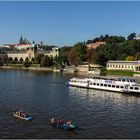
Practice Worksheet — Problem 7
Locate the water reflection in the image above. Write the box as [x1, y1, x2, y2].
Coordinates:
[68, 86, 140, 104]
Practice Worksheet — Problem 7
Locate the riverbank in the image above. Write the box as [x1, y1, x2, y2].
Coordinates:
[1, 65, 140, 77]
[0, 64, 53, 71]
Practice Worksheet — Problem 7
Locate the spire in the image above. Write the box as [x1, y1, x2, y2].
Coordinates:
[19, 34, 24, 44]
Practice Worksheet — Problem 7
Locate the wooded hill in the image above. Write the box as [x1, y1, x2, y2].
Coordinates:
[57, 33, 140, 67]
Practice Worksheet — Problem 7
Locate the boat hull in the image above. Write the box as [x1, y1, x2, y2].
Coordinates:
[13, 113, 32, 121]
[51, 122, 77, 130]
[67, 82, 140, 94]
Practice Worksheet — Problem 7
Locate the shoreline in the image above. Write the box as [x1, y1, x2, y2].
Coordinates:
[0, 65, 53, 71]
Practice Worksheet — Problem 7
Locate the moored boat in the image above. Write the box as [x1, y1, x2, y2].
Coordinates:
[66, 76, 140, 94]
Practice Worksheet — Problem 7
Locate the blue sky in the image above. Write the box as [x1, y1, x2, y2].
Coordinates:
[0, 1, 140, 47]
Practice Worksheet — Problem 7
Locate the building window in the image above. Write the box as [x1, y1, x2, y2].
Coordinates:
[135, 87, 139, 90]
[112, 85, 115, 88]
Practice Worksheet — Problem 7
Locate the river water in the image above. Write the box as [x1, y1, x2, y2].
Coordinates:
[0, 69, 140, 139]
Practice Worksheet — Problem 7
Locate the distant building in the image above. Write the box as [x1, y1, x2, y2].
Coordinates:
[107, 60, 140, 72]
[7, 48, 35, 61]
[15, 44, 35, 50]
[2, 43, 35, 50]
[63, 64, 102, 75]
[86, 41, 106, 49]
[44, 48, 59, 58]
[136, 34, 140, 40]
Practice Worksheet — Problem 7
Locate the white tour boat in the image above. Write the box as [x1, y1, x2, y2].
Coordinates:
[66, 76, 140, 94]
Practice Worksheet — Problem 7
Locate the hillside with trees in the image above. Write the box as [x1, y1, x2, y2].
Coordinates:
[0, 33, 140, 68]
[57, 33, 140, 67]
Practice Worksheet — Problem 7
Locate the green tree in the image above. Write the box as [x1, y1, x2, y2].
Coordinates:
[35, 53, 44, 64]
[23, 57, 31, 68]
[68, 47, 80, 66]
[125, 56, 135, 61]
[135, 52, 140, 60]
[0, 58, 3, 66]
[119, 53, 128, 60]
[40, 55, 53, 67]
[127, 33, 136, 40]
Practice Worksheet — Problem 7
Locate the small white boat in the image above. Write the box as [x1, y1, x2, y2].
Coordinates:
[13, 112, 32, 121]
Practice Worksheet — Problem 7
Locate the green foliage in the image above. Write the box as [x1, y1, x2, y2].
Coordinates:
[0, 58, 3, 66]
[40, 55, 53, 67]
[106, 70, 134, 76]
[35, 53, 44, 64]
[125, 56, 135, 61]
[1, 33, 140, 68]
[89, 34, 126, 44]
[68, 48, 80, 66]
[127, 33, 136, 40]
[23, 61, 31, 68]
[58, 34, 140, 67]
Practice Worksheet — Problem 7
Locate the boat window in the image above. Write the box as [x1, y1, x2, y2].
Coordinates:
[104, 84, 107, 87]
[116, 85, 119, 88]
[130, 87, 133, 90]
[112, 85, 115, 88]
[93, 83, 96, 85]
[135, 87, 139, 90]
[121, 86, 124, 89]
[108, 84, 111, 87]
[97, 83, 99, 86]
[100, 84, 103, 86]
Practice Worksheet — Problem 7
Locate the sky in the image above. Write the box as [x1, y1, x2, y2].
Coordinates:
[0, 1, 140, 47]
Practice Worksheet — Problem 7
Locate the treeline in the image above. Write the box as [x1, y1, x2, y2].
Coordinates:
[1, 33, 140, 68]
[56, 33, 140, 67]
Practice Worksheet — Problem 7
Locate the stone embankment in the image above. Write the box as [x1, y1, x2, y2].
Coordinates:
[0, 65, 53, 71]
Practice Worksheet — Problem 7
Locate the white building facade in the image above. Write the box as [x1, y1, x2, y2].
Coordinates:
[107, 60, 140, 72]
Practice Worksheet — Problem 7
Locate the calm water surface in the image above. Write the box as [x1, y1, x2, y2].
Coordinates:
[0, 69, 140, 139]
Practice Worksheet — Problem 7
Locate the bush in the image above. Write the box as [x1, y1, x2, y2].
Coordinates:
[23, 61, 31, 68]
[0, 60, 3, 66]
